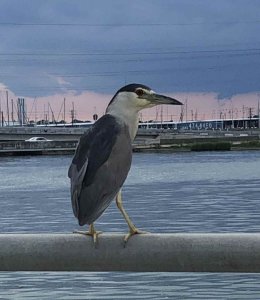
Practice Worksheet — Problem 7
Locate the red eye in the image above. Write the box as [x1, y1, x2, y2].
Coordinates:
[136, 89, 144, 96]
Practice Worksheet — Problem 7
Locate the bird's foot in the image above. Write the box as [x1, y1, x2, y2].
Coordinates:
[73, 229, 102, 247]
[123, 227, 148, 247]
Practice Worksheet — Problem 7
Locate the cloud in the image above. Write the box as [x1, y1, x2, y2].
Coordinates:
[25, 90, 110, 122]
[1, 84, 259, 124]
[0, 0, 260, 99]
[48, 74, 71, 86]
[0, 82, 8, 90]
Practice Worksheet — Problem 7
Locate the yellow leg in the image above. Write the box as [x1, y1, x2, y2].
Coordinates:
[116, 190, 147, 245]
[73, 223, 102, 247]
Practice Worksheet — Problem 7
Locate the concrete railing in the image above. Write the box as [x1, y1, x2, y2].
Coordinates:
[1, 233, 260, 272]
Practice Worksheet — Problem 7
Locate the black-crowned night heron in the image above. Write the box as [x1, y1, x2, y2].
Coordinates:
[68, 83, 182, 245]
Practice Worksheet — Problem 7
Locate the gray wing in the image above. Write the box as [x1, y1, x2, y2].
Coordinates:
[68, 114, 132, 225]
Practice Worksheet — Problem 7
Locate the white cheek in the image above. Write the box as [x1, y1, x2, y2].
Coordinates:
[136, 98, 150, 108]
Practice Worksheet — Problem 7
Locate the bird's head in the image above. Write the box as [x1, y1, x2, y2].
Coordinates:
[106, 83, 182, 115]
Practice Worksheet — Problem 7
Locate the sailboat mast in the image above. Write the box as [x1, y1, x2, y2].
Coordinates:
[63, 97, 66, 124]
[6, 91, 9, 126]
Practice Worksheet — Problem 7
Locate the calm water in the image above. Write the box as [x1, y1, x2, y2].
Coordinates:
[0, 151, 260, 299]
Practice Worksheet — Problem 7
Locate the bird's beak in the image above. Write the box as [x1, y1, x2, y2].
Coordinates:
[147, 93, 183, 106]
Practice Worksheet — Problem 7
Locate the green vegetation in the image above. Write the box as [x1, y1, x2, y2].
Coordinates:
[235, 140, 260, 148]
[191, 142, 231, 151]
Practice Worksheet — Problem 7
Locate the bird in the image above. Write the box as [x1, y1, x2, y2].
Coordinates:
[68, 83, 182, 245]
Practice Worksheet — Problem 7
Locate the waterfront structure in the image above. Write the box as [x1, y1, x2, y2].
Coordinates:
[43, 116, 259, 131]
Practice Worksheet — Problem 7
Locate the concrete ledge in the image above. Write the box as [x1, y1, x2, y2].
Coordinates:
[1, 233, 260, 272]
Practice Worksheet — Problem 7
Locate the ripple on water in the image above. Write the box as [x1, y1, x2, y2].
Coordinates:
[0, 152, 260, 299]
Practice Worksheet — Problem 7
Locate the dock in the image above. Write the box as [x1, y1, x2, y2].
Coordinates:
[0, 127, 260, 155]
[0, 140, 77, 156]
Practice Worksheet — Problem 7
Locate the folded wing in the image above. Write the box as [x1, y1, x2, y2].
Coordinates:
[68, 114, 132, 225]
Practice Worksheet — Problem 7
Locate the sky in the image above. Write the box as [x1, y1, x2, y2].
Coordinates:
[0, 0, 260, 123]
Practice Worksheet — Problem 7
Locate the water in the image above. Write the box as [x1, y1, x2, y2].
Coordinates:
[0, 151, 260, 299]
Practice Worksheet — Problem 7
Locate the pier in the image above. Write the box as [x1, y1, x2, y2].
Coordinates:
[1, 129, 260, 155]
[1, 233, 260, 272]
[0, 140, 77, 155]
[0, 120, 260, 156]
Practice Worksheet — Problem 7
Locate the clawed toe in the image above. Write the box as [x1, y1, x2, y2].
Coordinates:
[123, 228, 148, 247]
[73, 224, 102, 247]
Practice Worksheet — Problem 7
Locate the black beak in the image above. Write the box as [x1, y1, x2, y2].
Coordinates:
[149, 93, 183, 105]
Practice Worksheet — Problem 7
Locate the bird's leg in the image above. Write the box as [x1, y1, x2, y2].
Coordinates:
[116, 190, 147, 245]
[73, 223, 102, 247]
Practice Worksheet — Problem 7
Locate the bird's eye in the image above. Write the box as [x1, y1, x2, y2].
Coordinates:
[136, 89, 144, 97]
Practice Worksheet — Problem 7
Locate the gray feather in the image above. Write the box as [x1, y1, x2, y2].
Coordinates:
[68, 114, 132, 225]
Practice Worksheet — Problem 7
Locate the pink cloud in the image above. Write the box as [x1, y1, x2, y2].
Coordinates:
[29, 91, 110, 122]
[0, 84, 259, 123]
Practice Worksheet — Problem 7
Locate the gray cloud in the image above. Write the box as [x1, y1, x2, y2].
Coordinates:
[0, 0, 260, 98]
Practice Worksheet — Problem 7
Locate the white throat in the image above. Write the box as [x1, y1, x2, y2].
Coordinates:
[106, 93, 141, 141]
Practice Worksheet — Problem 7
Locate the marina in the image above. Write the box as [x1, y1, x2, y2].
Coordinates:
[0, 126, 260, 155]
[1, 94, 260, 155]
